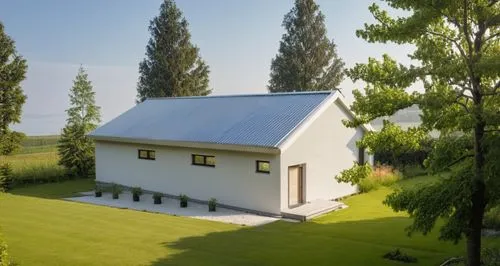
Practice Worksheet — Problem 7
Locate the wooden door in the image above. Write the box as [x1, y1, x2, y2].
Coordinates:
[288, 166, 304, 207]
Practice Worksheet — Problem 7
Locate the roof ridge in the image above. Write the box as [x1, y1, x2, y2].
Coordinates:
[145, 90, 336, 101]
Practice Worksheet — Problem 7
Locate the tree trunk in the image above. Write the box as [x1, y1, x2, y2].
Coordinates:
[467, 101, 486, 266]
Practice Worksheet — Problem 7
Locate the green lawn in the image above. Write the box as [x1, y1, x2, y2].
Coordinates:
[1, 177, 498, 266]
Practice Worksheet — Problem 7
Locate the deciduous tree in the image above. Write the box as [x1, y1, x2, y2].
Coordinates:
[0, 22, 27, 155]
[339, 1, 499, 265]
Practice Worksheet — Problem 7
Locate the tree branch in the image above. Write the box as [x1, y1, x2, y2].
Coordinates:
[462, 0, 474, 58]
[484, 32, 500, 43]
[426, 30, 469, 64]
[445, 153, 474, 169]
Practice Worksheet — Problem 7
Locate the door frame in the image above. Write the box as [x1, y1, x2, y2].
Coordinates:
[288, 164, 306, 208]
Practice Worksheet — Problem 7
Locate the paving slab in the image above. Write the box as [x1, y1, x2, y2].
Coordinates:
[66, 191, 279, 226]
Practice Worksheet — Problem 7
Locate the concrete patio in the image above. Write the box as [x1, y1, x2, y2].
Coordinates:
[281, 199, 347, 221]
[65, 191, 279, 226]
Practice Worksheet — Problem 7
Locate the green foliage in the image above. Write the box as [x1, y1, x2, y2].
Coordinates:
[111, 183, 122, 199]
[58, 67, 101, 178]
[344, 0, 500, 263]
[0, 235, 15, 266]
[401, 164, 427, 178]
[335, 162, 372, 186]
[484, 206, 500, 230]
[0, 22, 27, 156]
[360, 165, 402, 192]
[137, 0, 210, 102]
[153, 192, 162, 204]
[132, 187, 143, 196]
[132, 187, 143, 201]
[382, 248, 418, 263]
[0, 131, 25, 156]
[208, 197, 217, 212]
[357, 120, 428, 163]
[2, 151, 66, 186]
[268, 0, 344, 92]
[0, 163, 13, 192]
[179, 194, 188, 207]
[481, 248, 500, 266]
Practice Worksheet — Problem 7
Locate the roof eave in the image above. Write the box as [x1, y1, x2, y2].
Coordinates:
[89, 135, 281, 155]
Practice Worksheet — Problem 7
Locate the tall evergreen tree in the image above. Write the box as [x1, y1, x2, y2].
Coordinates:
[268, 0, 345, 92]
[0, 22, 27, 155]
[137, 0, 210, 102]
[58, 67, 101, 178]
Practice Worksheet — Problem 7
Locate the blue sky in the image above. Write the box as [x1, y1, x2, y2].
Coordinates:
[0, 0, 413, 135]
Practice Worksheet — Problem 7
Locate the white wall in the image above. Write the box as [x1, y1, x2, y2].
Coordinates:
[280, 99, 364, 210]
[95, 141, 281, 214]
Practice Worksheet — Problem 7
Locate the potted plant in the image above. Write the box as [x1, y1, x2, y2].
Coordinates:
[95, 185, 103, 197]
[153, 192, 162, 204]
[111, 183, 122, 199]
[208, 198, 217, 212]
[132, 187, 143, 202]
[179, 194, 188, 208]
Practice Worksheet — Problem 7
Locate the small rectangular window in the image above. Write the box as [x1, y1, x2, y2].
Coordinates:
[358, 147, 365, 164]
[138, 149, 155, 160]
[192, 154, 215, 167]
[256, 160, 270, 173]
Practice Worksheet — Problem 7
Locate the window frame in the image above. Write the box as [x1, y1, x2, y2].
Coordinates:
[191, 154, 216, 167]
[256, 160, 270, 174]
[138, 149, 156, 160]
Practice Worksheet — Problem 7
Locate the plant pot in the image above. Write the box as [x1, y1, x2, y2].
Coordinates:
[112, 193, 119, 199]
[133, 194, 140, 202]
[153, 197, 162, 204]
[209, 205, 216, 212]
[95, 191, 102, 197]
[180, 201, 188, 208]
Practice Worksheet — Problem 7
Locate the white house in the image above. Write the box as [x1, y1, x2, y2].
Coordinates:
[89, 91, 373, 218]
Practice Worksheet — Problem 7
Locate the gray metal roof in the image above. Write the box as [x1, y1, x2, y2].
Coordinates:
[90, 91, 335, 148]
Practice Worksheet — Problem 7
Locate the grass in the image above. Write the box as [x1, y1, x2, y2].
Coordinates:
[1, 135, 65, 185]
[2, 176, 499, 265]
[359, 165, 402, 192]
[0, 151, 65, 185]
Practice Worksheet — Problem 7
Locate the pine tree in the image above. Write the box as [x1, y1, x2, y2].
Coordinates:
[58, 67, 101, 178]
[268, 0, 345, 92]
[0, 22, 27, 155]
[137, 0, 210, 102]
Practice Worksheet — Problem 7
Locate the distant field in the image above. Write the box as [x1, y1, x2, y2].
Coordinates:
[14, 135, 59, 154]
[1, 135, 64, 185]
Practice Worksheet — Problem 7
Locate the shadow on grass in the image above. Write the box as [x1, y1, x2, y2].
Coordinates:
[9, 178, 95, 199]
[149, 217, 462, 266]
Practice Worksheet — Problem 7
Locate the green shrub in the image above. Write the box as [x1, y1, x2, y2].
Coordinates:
[94, 185, 103, 197]
[358, 178, 379, 193]
[132, 187, 143, 202]
[402, 164, 427, 178]
[179, 194, 188, 208]
[383, 248, 417, 263]
[0, 164, 13, 192]
[484, 206, 500, 230]
[111, 183, 122, 199]
[0, 235, 15, 266]
[153, 192, 162, 204]
[208, 198, 217, 212]
[355, 165, 402, 193]
[481, 248, 500, 266]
